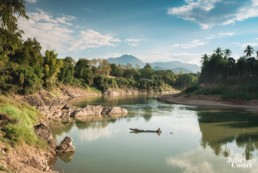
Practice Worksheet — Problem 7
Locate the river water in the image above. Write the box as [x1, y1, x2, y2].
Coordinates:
[51, 96, 258, 173]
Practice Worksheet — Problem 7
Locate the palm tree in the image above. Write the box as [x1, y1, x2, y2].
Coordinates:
[244, 45, 254, 57]
[214, 47, 223, 56]
[256, 50, 258, 59]
[224, 49, 232, 59]
[201, 54, 209, 65]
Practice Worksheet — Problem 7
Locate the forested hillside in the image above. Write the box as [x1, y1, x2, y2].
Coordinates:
[0, 1, 197, 95]
[187, 47, 258, 100]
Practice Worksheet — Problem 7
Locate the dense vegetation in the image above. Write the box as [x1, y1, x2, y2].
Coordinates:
[0, 1, 197, 95]
[187, 47, 258, 100]
[0, 95, 45, 146]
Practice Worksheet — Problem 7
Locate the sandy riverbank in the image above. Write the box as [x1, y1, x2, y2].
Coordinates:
[158, 94, 258, 113]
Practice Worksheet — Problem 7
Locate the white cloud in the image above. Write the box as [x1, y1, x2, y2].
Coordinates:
[168, 0, 258, 29]
[69, 30, 121, 51]
[205, 32, 234, 40]
[171, 39, 207, 49]
[26, 0, 37, 3]
[125, 38, 141, 47]
[171, 32, 234, 50]
[18, 9, 120, 54]
[238, 42, 258, 49]
[166, 148, 258, 173]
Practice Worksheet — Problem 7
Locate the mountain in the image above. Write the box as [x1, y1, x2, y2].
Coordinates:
[151, 61, 200, 73]
[153, 66, 193, 74]
[107, 54, 145, 67]
[107, 54, 200, 73]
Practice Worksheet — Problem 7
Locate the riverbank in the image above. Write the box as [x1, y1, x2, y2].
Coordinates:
[158, 94, 258, 113]
[0, 85, 133, 172]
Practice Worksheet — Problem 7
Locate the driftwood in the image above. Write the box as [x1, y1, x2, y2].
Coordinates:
[129, 128, 161, 134]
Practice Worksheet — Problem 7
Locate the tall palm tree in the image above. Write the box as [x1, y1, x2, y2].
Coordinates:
[201, 54, 209, 65]
[244, 45, 254, 57]
[224, 49, 232, 59]
[214, 47, 223, 56]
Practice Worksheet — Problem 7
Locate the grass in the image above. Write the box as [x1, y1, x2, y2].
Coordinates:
[0, 165, 12, 173]
[0, 95, 46, 147]
[183, 83, 258, 101]
[85, 86, 102, 94]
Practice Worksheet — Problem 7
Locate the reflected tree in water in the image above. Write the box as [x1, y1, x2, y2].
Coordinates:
[197, 110, 258, 160]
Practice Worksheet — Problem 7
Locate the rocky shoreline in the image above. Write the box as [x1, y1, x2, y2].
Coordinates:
[1, 86, 130, 173]
[1, 85, 177, 173]
[158, 94, 258, 113]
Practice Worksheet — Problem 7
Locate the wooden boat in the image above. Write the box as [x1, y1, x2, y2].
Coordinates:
[129, 128, 161, 133]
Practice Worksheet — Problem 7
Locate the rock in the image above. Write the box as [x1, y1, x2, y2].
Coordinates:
[34, 122, 56, 149]
[56, 136, 75, 153]
[102, 107, 128, 115]
[24, 156, 49, 171]
[73, 105, 103, 117]
[61, 104, 78, 118]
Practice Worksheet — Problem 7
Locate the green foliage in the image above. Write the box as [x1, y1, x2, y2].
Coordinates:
[0, 63, 42, 94]
[197, 47, 258, 100]
[183, 85, 200, 94]
[97, 59, 111, 76]
[42, 50, 63, 89]
[0, 28, 22, 56]
[175, 73, 198, 89]
[0, 165, 12, 173]
[140, 63, 153, 79]
[74, 58, 94, 85]
[0, 0, 28, 56]
[10, 38, 43, 66]
[93, 75, 118, 92]
[110, 64, 124, 77]
[59, 57, 75, 84]
[0, 96, 45, 147]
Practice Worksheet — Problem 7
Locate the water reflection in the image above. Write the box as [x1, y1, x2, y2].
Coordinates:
[68, 95, 151, 107]
[49, 121, 74, 138]
[166, 148, 258, 173]
[197, 110, 258, 160]
[77, 125, 118, 142]
[75, 121, 109, 130]
[52, 97, 258, 173]
[57, 152, 75, 163]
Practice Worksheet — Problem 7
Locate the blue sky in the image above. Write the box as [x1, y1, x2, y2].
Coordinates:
[20, 0, 258, 65]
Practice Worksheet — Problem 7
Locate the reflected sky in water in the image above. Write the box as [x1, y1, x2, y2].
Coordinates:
[51, 96, 258, 173]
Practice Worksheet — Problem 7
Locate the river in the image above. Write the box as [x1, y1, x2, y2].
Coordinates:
[50, 96, 258, 173]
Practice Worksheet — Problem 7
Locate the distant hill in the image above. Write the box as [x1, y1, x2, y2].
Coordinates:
[151, 61, 200, 73]
[107, 54, 200, 73]
[107, 54, 145, 67]
[153, 66, 193, 74]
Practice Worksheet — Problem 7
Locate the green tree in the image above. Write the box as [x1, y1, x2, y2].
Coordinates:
[98, 59, 111, 76]
[175, 73, 197, 89]
[201, 54, 209, 65]
[141, 63, 153, 79]
[59, 57, 75, 84]
[10, 38, 44, 77]
[0, 0, 28, 56]
[110, 64, 124, 77]
[236, 57, 246, 76]
[244, 45, 254, 57]
[74, 58, 94, 85]
[42, 50, 62, 89]
[224, 49, 232, 59]
[0, 63, 41, 94]
[214, 47, 223, 56]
